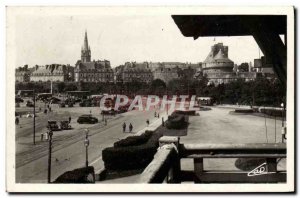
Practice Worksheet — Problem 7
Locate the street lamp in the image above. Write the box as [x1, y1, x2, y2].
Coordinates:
[281, 103, 286, 143]
[47, 129, 53, 183]
[84, 129, 90, 169]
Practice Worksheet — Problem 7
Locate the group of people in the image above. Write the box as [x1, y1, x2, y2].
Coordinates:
[122, 122, 133, 133]
[122, 110, 163, 133]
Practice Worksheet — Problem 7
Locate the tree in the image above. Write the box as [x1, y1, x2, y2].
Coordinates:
[57, 82, 66, 93]
[238, 62, 249, 72]
[150, 79, 166, 96]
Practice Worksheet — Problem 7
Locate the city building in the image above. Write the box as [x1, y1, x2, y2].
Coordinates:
[30, 64, 74, 82]
[15, 65, 32, 82]
[254, 56, 276, 78]
[153, 67, 180, 84]
[74, 31, 114, 83]
[115, 62, 153, 83]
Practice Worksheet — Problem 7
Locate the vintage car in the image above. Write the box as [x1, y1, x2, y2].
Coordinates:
[47, 120, 60, 131]
[15, 97, 24, 103]
[101, 109, 116, 115]
[26, 100, 34, 107]
[79, 99, 92, 107]
[60, 121, 71, 130]
[77, 115, 98, 124]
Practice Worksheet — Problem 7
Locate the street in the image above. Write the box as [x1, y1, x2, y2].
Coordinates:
[16, 104, 166, 183]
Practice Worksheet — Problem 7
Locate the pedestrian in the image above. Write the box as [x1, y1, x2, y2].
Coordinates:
[154, 111, 157, 117]
[162, 117, 164, 127]
[158, 113, 160, 118]
[90, 110, 92, 114]
[69, 116, 71, 123]
[41, 133, 44, 141]
[129, 123, 133, 133]
[15, 117, 19, 125]
[146, 119, 150, 126]
[105, 118, 107, 126]
[122, 122, 126, 133]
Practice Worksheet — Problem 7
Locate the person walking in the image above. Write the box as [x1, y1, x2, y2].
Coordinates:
[158, 113, 160, 118]
[129, 123, 133, 133]
[68, 116, 71, 123]
[162, 117, 165, 127]
[154, 111, 157, 117]
[15, 117, 19, 125]
[146, 119, 150, 127]
[122, 122, 126, 133]
[105, 118, 107, 126]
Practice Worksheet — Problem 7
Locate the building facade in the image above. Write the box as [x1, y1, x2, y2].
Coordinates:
[114, 62, 153, 83]
[153, 67, 180, 84]
[30, 64, 74, 82]
[74, 31, 114, 82]
[15, 65, 32, 82]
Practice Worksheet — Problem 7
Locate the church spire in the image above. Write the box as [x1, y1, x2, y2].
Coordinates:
[81, 30, 91, 62]
[83, 30, 89, 51]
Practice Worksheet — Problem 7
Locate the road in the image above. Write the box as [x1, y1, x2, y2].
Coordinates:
[180, 106, 286, 173]
[16, 105, 166, 183]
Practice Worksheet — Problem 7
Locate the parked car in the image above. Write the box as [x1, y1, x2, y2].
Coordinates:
[47, 120, 60, 131]
[15, 97, 24, 103]
[77, 115, 98, 124]
[60, 102, 66, 108]
[50, 97, 61, 104]
[101, 109, 116, 115]
[79, 99, 92, 107]
[60, 121, 71, 130]
[26, 100, 34, 107]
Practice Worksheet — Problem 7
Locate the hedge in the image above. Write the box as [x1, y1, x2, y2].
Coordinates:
[53, 166, 95, 183]
[166, 113, 188, 130]
[102, 130, 163, 171]
[174, 110, 196, 115]
[114, 130, 153, 148]
[234, 109, 254, 113]
[260, 108, 286, 117]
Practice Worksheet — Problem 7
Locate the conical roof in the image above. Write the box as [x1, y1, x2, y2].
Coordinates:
[203, 51, 215, 63]
[214, 49, 233, 63]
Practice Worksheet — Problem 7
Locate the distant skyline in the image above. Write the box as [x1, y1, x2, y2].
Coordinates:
[14, 14, 264, 68]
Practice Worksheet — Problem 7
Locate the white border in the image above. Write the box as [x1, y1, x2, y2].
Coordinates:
[5, 6, 295, 193]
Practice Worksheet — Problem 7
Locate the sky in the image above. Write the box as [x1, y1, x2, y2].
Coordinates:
[14, 14, 262, 68]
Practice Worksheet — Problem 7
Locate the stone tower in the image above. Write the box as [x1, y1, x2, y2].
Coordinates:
[81, 30, 91, 63]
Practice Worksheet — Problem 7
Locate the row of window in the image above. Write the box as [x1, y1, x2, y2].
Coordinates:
[80, 79, 114, 82]
[32, 73, 64, 76]
[79, 73, 113, 78]
[123, 74, 153, 78]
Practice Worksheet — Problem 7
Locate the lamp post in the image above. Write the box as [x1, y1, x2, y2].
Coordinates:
[281, 103, 286, 143]
[47, 129, 53, 183]
[33, 90, 36, 145]
[84, 129, 90, 169]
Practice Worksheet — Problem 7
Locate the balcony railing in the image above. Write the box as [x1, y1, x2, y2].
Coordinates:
[139, 136, 286, 183]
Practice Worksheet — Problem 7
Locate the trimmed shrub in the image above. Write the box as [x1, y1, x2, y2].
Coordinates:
[260, 108, 286, 117]
[234, 109, 254, 113]
[166, 113, 188, 130]
[114, 130, 153, 148]
[102, 145, 157, 170]
[53, 166, 95, 183]
[102, 130, 163, 171]
[174, 110, 196, 115]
